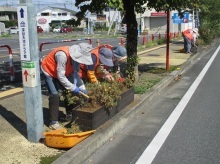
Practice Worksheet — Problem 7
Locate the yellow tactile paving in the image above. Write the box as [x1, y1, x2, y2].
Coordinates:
[0, 88, 23, 99]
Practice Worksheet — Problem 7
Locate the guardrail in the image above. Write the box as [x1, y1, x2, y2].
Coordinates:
[0, 44, 14, 81]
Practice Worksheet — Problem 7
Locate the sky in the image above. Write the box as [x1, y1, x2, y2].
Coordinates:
[0, 0, 78, 11]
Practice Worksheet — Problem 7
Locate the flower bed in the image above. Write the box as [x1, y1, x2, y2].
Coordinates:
[72, 87, 134, 130]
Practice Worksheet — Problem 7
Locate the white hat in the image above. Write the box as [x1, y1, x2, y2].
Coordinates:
[69, 42, 93, 65]
[192, 28, 199, 36]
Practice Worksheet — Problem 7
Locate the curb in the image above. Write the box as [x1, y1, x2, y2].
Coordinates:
[53, 44, 204, 164]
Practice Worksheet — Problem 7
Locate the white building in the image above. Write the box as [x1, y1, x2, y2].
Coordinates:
[137, 9, 196, 34]
[36, 7, 81, 32]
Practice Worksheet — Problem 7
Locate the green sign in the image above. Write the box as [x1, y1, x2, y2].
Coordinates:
[22, 61, 35, 68]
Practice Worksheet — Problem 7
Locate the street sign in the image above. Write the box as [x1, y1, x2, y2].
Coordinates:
[173, 13, 189, 24]
[17, 6, 31, 61]
[21, 61, 37, 87]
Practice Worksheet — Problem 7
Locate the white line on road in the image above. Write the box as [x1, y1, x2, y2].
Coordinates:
[136, 45, 220, 164]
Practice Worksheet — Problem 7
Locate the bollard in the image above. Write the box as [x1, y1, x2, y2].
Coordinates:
[9, 53, 14, 81]
[151, 34, 154, 42]
[97, 39, 100, 47]
[120, 38, 124, 45]
[142, 35, 147, 45]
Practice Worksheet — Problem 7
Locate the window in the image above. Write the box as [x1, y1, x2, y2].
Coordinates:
[41, 12, 49, 16]
[62, 13, 67, 16]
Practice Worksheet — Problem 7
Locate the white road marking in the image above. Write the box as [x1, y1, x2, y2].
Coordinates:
[136, 45, 220, 164]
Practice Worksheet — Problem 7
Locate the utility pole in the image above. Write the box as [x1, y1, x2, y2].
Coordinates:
[17, 0, 44, 143]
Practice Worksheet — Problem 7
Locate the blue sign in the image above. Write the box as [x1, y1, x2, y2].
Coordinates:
[173, 13, 189, 24]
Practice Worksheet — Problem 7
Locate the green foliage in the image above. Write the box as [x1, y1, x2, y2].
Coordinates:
[134, 79, 160, 94]
[198, 0, 220, 44]
[40, 153, 63, 164]
[3, 20, 18, 28]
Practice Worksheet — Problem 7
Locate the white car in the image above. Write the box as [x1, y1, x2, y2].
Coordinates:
[9, 27, 19, 34]
[53, 26, 61, 33]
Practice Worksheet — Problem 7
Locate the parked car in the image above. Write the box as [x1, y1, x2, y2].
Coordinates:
[119, 24, 127, 34]
[60, 26, 72, 33]
[9, 27, 19, 34]
[37, 26, 43, 33]
[53, 26, 61, 33]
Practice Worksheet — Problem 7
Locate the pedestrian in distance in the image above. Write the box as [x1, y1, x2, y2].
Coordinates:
[41, 42, 94, 130]
[182, 28, 193, 54]
[182, 28, 200, 54]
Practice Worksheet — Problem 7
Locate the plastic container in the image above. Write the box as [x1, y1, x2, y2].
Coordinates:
[44, 128, 95, 149]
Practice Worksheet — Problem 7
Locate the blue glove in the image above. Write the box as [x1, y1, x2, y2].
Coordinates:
[79, 85, 87, 94]
[72, 87, 80, 94]
[80, 88, 87, 94]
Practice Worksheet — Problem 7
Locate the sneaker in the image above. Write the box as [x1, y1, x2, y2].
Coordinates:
[49, 121, 63, 130]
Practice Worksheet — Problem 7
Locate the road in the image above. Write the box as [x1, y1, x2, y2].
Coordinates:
[0, 33, 161, 86]
[82, 41, 220, 163]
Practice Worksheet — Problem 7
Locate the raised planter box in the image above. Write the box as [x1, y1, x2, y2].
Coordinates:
[72, 87, 134, 130]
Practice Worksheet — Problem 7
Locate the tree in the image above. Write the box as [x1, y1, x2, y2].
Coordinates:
[199, 0, 220, 43]
[74, 0, 200, 81]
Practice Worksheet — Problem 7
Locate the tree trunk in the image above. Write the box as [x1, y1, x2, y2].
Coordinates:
[122, 1, 138, 82]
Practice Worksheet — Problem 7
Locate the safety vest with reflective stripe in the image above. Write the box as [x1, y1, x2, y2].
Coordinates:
[41, 46, 73, 78]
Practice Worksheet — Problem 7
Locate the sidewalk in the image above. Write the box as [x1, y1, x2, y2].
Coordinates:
[0, 41, 198, 164]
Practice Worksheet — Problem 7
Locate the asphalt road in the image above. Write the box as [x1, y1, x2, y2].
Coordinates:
[82, 40, 220, 163]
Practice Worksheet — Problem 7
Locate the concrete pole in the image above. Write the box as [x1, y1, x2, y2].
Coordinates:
[18, 0, 44, 143]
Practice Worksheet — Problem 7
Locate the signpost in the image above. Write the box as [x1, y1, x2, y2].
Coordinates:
[173, 13, 189, 24]
[17, 0, 43, 143]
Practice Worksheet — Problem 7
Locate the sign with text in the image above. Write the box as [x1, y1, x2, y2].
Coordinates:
[151, 12, 167, 17]
[173, 13, 189, 23]
[17, 6, 31, 61]
[21, 61, 37, 87]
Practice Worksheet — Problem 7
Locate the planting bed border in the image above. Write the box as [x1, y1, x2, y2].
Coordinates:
[72, 87, 134, 130]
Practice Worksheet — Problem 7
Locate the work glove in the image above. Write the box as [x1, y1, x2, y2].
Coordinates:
[87, 70, 98, 83]
[79, 85, 87, 94]
[104, 74, 114, 82]
[72, 86, 80, 94]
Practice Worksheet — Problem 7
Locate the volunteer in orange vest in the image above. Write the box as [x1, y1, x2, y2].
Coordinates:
[41, 42, 93, 130]
[80, 45, 127, 83]
[80, 46, 114, 83]
[182, 28, 193, 54]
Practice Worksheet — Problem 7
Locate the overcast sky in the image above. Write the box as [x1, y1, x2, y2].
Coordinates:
[0, 0, 78, 11]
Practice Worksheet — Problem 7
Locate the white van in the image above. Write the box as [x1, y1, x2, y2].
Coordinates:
[9, 27, 19, 34]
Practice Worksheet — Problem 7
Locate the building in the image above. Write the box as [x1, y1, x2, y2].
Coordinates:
[137, 8, 196, 34]
[36, 6, 81, 32]
[0, 6, 17, 21]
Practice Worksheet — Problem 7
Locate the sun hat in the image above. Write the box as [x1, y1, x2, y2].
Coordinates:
[69, 42, 93, 65]
[112, 46, 127, 60]
[99, 47, 114, 66]
[192, 28, 199, 36]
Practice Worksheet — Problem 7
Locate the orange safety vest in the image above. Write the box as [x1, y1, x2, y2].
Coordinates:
[41, 46, 73, 78]
[183, 29, 193, 40]
[79, 45, 110, 79]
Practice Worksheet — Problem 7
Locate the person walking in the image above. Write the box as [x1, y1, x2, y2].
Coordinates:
[41, 42, 94, 130]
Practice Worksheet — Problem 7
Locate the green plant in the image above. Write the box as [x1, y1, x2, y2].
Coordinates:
[86, 79, 126, 109]
[134, 79, 160, 94]
[40, 153, 63, 164]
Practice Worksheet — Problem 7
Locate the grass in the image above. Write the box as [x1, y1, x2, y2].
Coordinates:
[40, 153, 64, 164]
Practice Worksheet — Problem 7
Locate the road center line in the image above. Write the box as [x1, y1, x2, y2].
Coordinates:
[136, 45, 220, 164]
